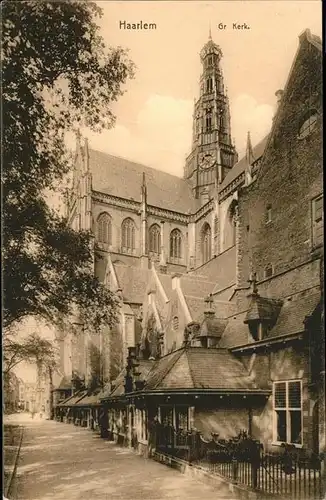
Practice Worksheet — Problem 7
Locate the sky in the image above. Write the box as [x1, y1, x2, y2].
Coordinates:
[66, 0, 322, 178]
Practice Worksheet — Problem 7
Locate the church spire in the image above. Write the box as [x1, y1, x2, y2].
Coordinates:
[184, 37, 237, 203]
[245, 131, 255, 165]
[244, 131, 254, 186]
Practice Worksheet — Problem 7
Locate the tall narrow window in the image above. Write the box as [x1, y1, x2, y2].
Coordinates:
[206, 111, 212, 131]
[206, 77, 213, 93]
[160, 406, 173, 426]
[149, 224, 161, 255]
[121, 218, 135, 253]
[175, 407, 189, 432]
[97, 212, 112, 245]
[170, 229, 182, 260]
[201, 223, 212, 263]
[273, 381, 302, 445]
[312, 195, 323, 247]
[223, 203, 237, 250]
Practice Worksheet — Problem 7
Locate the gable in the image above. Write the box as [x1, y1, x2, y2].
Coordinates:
[256, 30, 322, 186]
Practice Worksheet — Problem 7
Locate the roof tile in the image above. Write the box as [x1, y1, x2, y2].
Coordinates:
[89, 149, 198, 213]
[144, 347, 258, 391]
[268, 291, 321, 339]
[114, 263, 150, 304]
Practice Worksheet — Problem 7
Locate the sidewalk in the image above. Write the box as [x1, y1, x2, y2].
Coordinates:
[3, 423, 24, 498]
[12, 418, 237, 500]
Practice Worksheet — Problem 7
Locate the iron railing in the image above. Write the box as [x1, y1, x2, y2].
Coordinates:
[155, 426, 324, 499]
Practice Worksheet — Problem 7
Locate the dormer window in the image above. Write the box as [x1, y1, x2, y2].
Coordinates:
[298, 110, 318, 139]
[173, 316, 179, 330]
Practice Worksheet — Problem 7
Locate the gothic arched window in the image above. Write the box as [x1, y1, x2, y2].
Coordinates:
[170, 229, 182, 259]
[149, 224, 161, 255]
[97, 212, 112, 245]
[205, 110, 212, 131]
[206, 77, 213, 93]
[121, 218, 135, 252]
[201, 223, 212, 263]
[223, 201, 237, 250]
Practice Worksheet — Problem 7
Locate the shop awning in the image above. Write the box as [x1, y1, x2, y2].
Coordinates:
[74, 389, 103, 407]
[57, 390, 88, 407]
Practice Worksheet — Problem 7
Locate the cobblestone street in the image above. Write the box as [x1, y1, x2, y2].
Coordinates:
[7, 415, 236, 500]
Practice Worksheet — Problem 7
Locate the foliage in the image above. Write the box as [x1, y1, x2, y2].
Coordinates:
[3, 332, 59, 376]
[3, 1, 135, 332]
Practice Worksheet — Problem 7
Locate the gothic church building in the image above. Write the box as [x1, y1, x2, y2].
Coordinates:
[55, 30, 324, 457]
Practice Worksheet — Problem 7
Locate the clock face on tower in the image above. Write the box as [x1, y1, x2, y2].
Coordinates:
[199, 151, 216, 169]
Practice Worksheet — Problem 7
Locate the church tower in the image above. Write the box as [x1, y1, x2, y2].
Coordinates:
[184, 34, 238, 204]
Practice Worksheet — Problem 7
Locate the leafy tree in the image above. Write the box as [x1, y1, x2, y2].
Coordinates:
[3, 332, 59, 376]
[3, 1, 135, 332]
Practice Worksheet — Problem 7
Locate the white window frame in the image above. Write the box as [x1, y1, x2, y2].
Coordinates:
[272, 380, 303, 446]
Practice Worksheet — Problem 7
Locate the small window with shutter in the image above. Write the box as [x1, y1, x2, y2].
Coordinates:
[273, 380, 302, 445]
[312, 195, 323, 248]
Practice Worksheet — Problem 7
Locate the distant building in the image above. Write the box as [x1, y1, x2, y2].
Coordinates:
[4, 372, 20, 413]
[18, 378, 49, 415]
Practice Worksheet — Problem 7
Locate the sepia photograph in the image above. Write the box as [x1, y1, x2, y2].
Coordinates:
[2, 1, 324, 499]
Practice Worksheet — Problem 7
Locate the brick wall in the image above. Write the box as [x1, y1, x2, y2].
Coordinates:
[237, 37, 322, 287]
